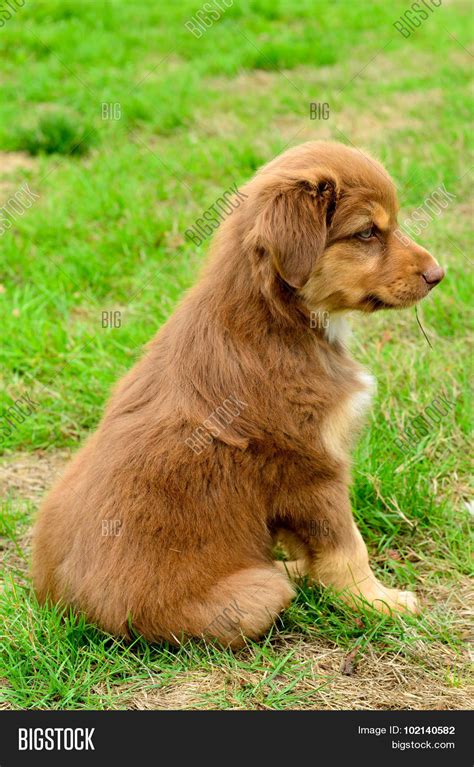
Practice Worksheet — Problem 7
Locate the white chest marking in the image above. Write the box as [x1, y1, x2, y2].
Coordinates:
[320, 371, 376, 461]
[351, 371, 376, 416]
[324, 314, 351, 346]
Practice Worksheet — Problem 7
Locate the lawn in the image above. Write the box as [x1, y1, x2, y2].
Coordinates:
[0, 0, 472, 710]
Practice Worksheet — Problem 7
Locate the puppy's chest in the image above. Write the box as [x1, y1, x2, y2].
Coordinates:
[318, 369, 376, 461]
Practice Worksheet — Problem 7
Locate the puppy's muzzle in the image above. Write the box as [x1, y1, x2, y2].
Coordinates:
[422, 265, 445, 288]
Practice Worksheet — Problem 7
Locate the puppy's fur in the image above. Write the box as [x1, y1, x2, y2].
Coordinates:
[32, 141, 444, 647]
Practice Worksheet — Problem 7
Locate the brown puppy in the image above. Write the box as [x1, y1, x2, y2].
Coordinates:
[32, 141, 444, 647]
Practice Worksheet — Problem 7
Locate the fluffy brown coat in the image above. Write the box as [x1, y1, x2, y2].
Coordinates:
[32, 141, 444, 646]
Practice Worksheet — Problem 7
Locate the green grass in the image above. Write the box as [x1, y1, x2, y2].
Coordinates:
[0, 0, 472, 710]
[16, 110, 98, 156]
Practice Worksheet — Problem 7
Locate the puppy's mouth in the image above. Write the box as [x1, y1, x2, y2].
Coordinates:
[362, 291, 425, 312]
[363, 294, 396, 311]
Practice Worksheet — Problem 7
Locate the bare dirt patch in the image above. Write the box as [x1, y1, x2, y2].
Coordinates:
[261, 87, 442, 147]
[202, 59, 444, 147]
[0, 152, 37, 203]
[0, 450, 70, 505]
[0, 152, 36, 176]
[0, 451, 70, 587]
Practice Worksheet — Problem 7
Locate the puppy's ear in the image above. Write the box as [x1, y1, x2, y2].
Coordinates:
[249, 171, 339, 289]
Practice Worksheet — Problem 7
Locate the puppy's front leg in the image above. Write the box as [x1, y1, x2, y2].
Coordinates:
[297, 485, 419, 615]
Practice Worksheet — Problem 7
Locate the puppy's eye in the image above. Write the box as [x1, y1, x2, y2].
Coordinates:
[356, 227, 375, 240]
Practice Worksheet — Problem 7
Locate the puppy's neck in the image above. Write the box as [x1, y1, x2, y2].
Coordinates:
[323, 312, 352, 347]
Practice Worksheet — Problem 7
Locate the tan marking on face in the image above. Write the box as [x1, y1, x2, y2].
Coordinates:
[331, 213, 372, 239]
[371, 203, 391, 231]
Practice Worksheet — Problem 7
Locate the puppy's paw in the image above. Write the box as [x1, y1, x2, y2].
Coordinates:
[371, 587, 420, 616]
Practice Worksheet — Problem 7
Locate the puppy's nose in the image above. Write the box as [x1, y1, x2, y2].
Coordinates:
[422, 266, 445, 287]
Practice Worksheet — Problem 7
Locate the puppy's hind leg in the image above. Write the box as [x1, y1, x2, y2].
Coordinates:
[179, 565, 295, 648]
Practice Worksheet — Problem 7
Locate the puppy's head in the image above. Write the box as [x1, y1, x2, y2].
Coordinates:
[245, 141, 444, 313]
